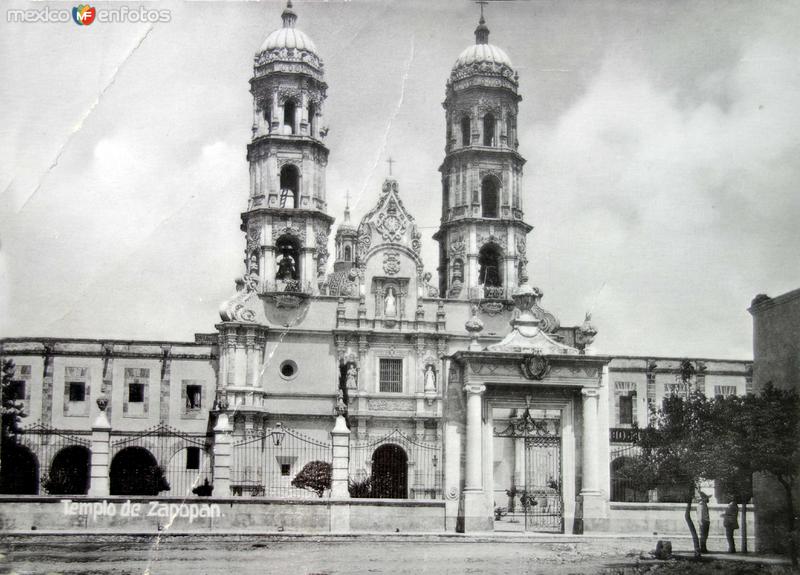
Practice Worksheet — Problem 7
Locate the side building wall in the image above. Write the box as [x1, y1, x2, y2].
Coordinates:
[749, 288, 800, 555]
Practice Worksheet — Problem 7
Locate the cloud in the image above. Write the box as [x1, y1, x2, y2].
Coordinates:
[526, 37, 800, 358]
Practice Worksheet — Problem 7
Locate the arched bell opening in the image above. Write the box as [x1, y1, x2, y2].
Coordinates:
[478, 244, 504, 290]
[481, 176, 500, 218]
[279, 164, 300, 209]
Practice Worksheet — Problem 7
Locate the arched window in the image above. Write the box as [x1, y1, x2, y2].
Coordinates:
[483, 113, 496, 146]
[344, 245, 352, 262]
[0, 443, 38, 494]
[279, 164, 299, 208]
[461, 116, 471, 146]
[283, 100, 297, 134]
[307, 102, 316, 137]
[478, 244, 503, 288]
[481, 176, 499, 218]
[275, 236, 301, 287]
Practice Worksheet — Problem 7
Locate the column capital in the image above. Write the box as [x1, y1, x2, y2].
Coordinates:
[463, 383, 486, 396]
[581, 387, 600, 398]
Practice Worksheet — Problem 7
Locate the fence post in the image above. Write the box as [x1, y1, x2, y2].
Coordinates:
[330, 415, 350, 498]
[213, 412, 232, 497]
[89, 397, 111, 496]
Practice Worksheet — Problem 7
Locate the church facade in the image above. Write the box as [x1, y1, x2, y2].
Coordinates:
[0, 3, 751, 533]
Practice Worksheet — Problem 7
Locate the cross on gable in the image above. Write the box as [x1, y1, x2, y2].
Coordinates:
[386, 157, 395, 176]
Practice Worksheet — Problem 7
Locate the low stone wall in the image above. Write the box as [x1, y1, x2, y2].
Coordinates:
[587, 502, 756, 540]
[0, 496, 446, 534]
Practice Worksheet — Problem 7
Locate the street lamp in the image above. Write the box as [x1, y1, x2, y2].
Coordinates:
[270, 422, 285, 446]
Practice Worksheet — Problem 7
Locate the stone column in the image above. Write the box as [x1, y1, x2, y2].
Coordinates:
[330, 415, 350, 498]
[330, 415, 351, 533]
[463, 383, 490, 531]
[89, 397, 111, 497]
[213, 413, 232, 497]
[580, 387, 606, 529]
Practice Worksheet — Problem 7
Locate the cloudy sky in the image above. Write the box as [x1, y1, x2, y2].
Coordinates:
[2, 0, 799, 359]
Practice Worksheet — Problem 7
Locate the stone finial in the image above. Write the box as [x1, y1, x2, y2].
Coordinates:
[576, 312, 597, 353]
[96, 395, 109, 412]
[465, 304, 484, 351]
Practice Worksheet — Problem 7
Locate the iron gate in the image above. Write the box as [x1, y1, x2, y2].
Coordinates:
[494, 408, 563, 533]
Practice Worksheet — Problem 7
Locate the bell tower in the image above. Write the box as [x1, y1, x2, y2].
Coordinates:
[434, 11, 532, 300]
[242, 1, 334, 295]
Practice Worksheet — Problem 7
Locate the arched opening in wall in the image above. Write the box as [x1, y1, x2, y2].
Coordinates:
[344, 245, 352, 262]
[110, 447, 168, 496]
[0, 443, 39, 494]
[478, 244, 503, 288]
[275, 236, 301, 286]
[461, 116, 471, 146]
[307, 102, 316, 136]
[442, 175, 450, 214]
[283, 100, 297, 134]
[481, 176, 500, 218]
[43, 445, 90, 495]
[371, 444, 408, 499]
[610, 457, 649, 502]
[483, 113, 496, 146]
[279, 164, 300, 208]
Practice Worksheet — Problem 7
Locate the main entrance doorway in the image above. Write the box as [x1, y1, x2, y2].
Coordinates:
[493, 406, 563, 533]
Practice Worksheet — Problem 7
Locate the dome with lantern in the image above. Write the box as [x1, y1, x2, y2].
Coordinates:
[255, 1, 323, 74]
[450, 15, 516, 84]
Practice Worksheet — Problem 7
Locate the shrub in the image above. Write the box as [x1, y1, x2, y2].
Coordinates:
[291, 460, 331, 497]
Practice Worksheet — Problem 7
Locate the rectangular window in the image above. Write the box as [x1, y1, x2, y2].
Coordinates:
[186, 446, 200, 470]
[8, 381, 26, 401]
[280, 463, 291, 477]
[619, 395, 634, 425]
[714, 385, 737, 398]
[68, 382, 86, 402]
[129, 383, 145, 403]
[379, 358, 403, 393]
[186, 385, 202, 410]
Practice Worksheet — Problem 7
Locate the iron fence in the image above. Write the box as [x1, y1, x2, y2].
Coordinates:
[230, 425, 332, 498]
[15, 423, 91, 495]
[609, 443, 649, 502]
[110, 424, 212, 497]
[349, 429, 442, 500]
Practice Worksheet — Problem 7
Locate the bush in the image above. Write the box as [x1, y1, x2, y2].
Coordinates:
[348, 476, 372, 498]
[291, 460, 331, 497]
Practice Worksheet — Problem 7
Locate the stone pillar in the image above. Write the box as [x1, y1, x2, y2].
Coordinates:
[330, 415, 350, 498]
[462, 383, 490, 531]
[213, 413, 232, 497]
[330, 415, 351, 533]
[89, 397, 111, 497]
[580, 387, 606, 529]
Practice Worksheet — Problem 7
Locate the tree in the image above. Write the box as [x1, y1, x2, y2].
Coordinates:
[1, 359, 28, 491]
[621, 392, 715, 557]
[706, 394, 756, 553]
[1, 359, 25, 442]
[742, 384, 799, 565]
[291, 460, 332, 497]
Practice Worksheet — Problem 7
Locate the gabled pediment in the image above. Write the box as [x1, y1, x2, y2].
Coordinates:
[356, 178, 422, 262]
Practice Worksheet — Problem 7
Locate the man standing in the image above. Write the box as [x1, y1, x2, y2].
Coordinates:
[723, 498, 740, 553]
[698, 492, 711, 553]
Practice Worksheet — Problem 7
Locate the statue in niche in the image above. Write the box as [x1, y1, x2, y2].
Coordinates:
[452, 259, 464, 282]
[345, 363, 358, 390]
[276, 249, 297, 281]
[249, 252, 260, 275]
[384, 287, 397, 317]
[424, 364, 437, 393]
[335, 388, 347, 416]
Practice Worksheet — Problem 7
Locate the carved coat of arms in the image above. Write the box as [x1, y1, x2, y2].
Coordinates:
[521, 353, 550, 380]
